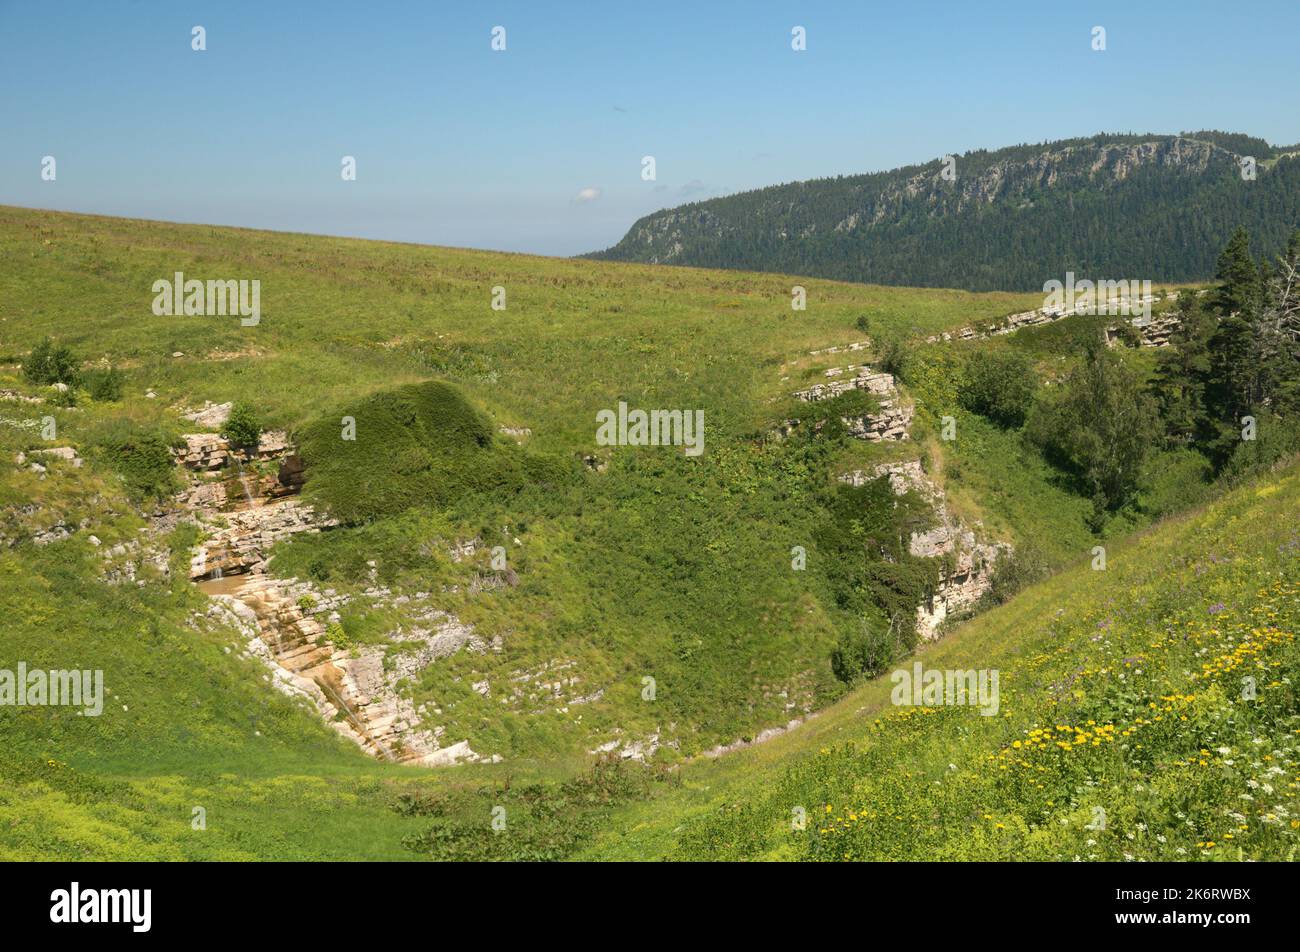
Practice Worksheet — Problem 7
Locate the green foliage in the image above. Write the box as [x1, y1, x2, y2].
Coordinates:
[1213, 226, 1261, 316]
[221, 401, 261, 448]
[898, 347, 960, 420]
[795, 388, 879, 439]
[87, 421, 179, 502]
[82, 366, 126, 402]
[830, 619, 896, 684]
[978, 541, 1049, 607]
[1026, 343, 1159, 518]
[297, 380, 574, 524]
[1153, 228, 1300, 472]
[875, 333, 912, 382]
[22, 337, 79, 387]
[1150, 291, 1215, 445]
[814, 477, 937, 650]
[400, 757, 669, 861]
[1219, 412, 1300, 485]
[958, 350, 1036, 426]
[1137, 447, 1214, 517]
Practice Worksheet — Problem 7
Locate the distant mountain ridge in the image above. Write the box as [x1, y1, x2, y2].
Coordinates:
[588, 132, 1300, 291]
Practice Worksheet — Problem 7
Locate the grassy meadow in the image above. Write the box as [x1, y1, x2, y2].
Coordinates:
[577, 460, 1300, 860]
[1, 205, 1291, 861]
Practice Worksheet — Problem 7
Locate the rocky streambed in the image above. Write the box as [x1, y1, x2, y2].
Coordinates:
[174, 416, 498, 767]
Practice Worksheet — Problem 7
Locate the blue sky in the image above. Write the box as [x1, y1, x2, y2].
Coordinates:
[2, 0, 1297, 256]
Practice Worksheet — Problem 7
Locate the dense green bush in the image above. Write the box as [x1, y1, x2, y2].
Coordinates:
[221, 402, 262, 447]
[22, 337, 79, 387]
[815, 477, 937, 659]
[89, 422, 180, 502]
[1218, 411, 1300, 485]
[1137, 447, 1214, 517]
[297, 380, 575, 524]
[830, 619, 895, 684]
[875, 333, 912, 382]
[959, 351, 1036, 426]
[978, 543, 1049, 607]
[1025, 343, 1159, 517]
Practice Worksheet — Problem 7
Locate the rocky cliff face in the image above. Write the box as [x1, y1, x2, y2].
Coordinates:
[204, 575, 497, 765]
[791, 367, 913, 442]
[839, 459, 1009, 639]
[854, 137, 1226, 228]
[784, 346, 1009, 639]
[163, 414, 502, 766]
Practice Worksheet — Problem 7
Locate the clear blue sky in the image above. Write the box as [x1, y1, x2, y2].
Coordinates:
[2, 0, 1297, 256]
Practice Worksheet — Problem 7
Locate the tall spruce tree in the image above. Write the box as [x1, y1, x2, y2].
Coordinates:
[1213, 226, 1260, 316]
[1205, 228, 1264, 462]
[1151, 290, 1215, 446]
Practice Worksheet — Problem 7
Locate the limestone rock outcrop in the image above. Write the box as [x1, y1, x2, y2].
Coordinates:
[839, 459, 1009, 639]
[174, 429, 293, 471]
[190, 498, 338, 581]
[181, 401, 233, 429]
[209, 574, 493, 766]
[792, 367, 913, 442]
[925, 290, 1186, 345]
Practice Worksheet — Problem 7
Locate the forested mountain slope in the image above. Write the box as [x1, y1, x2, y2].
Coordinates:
[590, 133, 1300, 291]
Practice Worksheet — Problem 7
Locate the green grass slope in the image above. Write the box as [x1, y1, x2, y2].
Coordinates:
[0, 205, 1063, 764]
[577, 459, 1300, 860]
[3, 206, 1282, 861]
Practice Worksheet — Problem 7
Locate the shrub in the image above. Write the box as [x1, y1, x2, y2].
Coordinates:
[959, 351, 1036, 427]
[22, 337, 79, 387]
[1137, 447, 1214, 517]
[89, 422, 179, 502]
[876, 334, 912, 382]
[297, 380, 576, 524]
[815, 478, 938, 630]
[221, 402, 261, 448]
[1219, 411, 1300, 485]
[83, 366, 125, 402]
[830, 619, 896, 684]
[979, 543, 1049, 607]
[48, 386, 78, 408]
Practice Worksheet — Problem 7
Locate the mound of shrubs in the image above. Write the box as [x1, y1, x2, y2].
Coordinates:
[296, 380, 574, 523]
[23, 338, 128, 403]
[958, 350, 1036, 427]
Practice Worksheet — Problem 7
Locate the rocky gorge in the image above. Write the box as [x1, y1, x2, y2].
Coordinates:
[786, 353, 1011, 641]
[167, 405, 501, 766]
